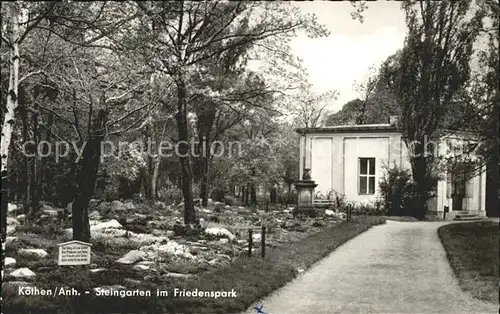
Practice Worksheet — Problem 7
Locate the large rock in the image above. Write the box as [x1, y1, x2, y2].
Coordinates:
[111, 200, 126, 211]
[132, 264, 150, 271]
[10, 268, 36, 279]
[89, 211, 101, 219]
[325, 209, 335, 216]
[123, 202, 135, 210]
[141, 241, 194, 260]
[91, 219, 123, 232]
[16, 214, 26, 222]
[7, 217, 20, 226]
[204, 227, 236, 241]
[18, 249, 49, 259]
[116, 250, 146, 264]
[43, 209, 59, 217]
[8, 203, 17, 213]
[5, 257, 16, 267]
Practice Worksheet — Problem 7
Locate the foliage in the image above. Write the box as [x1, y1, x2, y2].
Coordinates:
[157, 185, 183, 205]
[378, 164, 418, 216]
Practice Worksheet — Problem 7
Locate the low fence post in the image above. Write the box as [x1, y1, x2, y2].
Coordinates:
[347, 204, 352, 221]
[261, 226, 266, 258]
[248, 228, 253, 257]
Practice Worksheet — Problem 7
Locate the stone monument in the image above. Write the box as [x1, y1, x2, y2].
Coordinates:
[294, 168, 318, 217]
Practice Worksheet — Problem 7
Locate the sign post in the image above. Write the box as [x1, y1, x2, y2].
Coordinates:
[57, 240, 92, 314]
[58, 240, 92, 266]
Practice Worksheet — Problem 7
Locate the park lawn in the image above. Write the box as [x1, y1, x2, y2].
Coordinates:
[438, 221, 499, 303]
[2, 216, 385, 314]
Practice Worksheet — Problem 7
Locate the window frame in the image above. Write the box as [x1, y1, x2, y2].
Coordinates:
[358, 157, 376, 195]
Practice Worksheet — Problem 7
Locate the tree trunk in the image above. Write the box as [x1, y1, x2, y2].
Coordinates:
[175, 79, 195, 224]
[30, 113, 39, 215]
[251, 184, 257, 206]
[21, 105, 30, 213]
[200, 142, 211, 207]
[72, 109, 107, 242]
[410, 154, 428, 219]
[1, 9, 20, 283]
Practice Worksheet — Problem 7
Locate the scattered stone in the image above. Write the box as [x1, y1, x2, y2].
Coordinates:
[3, 281, 32, 287]
[111, 200, 126, 211]
[204, 227, 235, 241]
[325, 209, 335, 216]
[91, 219, 123, 232]
[116, 250, 146, 264]
[90, 268, 107, 273]
[43, 209, 59, 217]
[7, 225, 16, 235]
[7, 217, 20, 226]
[89, 211, 101, 219]
[141, 241, 194, 260]
[224, 205, 231, 209]
[283, 209, 291, 213]
[297, 268, 305, 273]
[164, 272, 191, 279]
[6, 236, 17, 244]
[252, 233, 262, 242]
[214, 202, 224, 211]
[66, 202, 73, 213]
[132, 264, 150, 271]
[16, 214, 26, 222]
[10, 268, 36, 279]
[5, 257, 16, 267]
[219, 238, 229, 244]
[123, 202, 135, 210]
[124, 278, 141, 285]
[8, 203, 17, 213]
[134, 213, 147, 220]
[18, 249, 49, 259]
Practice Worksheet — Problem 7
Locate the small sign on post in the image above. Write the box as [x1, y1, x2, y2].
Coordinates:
[58, 240, 92, 266]
[248, 229, 253, 257]
[261, 226, 266, 258]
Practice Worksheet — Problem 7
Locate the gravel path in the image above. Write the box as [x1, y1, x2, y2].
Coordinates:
[244, 220, 498, 314]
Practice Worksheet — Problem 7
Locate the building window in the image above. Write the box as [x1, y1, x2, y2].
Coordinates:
[359, 158, 376, 195]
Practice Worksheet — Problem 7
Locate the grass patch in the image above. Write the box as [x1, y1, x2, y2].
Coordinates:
[438, 221, 499, 303]
[3, 216, 385, 314]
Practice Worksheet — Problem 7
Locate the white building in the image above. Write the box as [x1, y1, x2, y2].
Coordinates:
[296, 123, 487, 219]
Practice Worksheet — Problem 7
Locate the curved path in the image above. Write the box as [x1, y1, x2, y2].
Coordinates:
[244, 220, 497, 314]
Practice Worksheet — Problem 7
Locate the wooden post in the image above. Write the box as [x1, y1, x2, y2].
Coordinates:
[261, 226, 266, 258]
[347, 205, 352, 221]
[248, 228, 253, 257]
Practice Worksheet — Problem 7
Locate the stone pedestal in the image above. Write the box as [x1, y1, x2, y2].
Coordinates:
[294, 171, 318, 217]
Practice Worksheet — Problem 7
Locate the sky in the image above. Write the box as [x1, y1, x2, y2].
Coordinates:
[290, 1, 407, 112]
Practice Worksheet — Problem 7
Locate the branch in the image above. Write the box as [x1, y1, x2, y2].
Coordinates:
[1, 35, 13, 49]
[108, 103, 159, 135]
[19, 69, 47, 84]
[107, 102, 154, 128]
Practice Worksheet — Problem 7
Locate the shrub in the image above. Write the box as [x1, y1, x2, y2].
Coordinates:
[348, 201, 387, 216]
[378, 165, 418, 216]
[224, 195, 236, 206]
[210, 187, 225, 202]
[157, 185, 183, 205]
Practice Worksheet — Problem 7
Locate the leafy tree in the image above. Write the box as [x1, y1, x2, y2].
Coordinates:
[130, 1, 327, 223]
[392, 1, 484, 218]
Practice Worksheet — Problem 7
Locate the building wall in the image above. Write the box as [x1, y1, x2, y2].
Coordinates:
[300, 131, 410, 204]
[298, 130, 486, 218]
